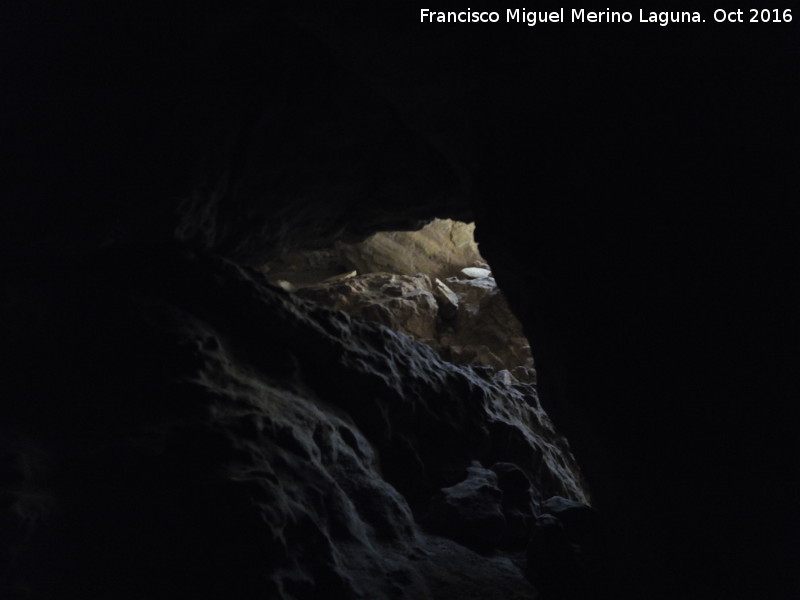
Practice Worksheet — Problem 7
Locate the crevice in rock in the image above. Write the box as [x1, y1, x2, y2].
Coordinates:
[260, 218, 537, 384]
[247, 218, 604, 595]
[1, 245, 591, 599]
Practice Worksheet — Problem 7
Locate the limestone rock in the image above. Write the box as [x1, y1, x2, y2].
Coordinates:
[440, 276, 536, 379]
[423, 463, 506, 551]
[461, 267, 492, 279]
[433, 278, 459, 320]
[6, 4, 793, 595]
[262, 218, 536, 381]
[541, 496, 600, 541]
[324, 269, 357, 282]
[491, 462, 538, 548]
[1, 248, 585, 599]
[274, 279, 296, 292]
[296, 272, 439, 340]
[542, 495, 594, 515]
[292, 261, 536, 382]
[492, 462, 535, 509]
[337, 219, 484, 282]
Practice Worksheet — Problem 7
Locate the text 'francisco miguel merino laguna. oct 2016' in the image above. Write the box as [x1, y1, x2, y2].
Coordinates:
[419, 8, 794, 26]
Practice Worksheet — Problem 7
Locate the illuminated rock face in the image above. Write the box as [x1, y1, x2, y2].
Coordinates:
[296, 269, 536, 381]
[3, 4, 794, 599]
[440, 275, 536, 380]
[297, 272, 441, 341]
[1, 248, 585, 599]
[337, 219, 485, 282]
[280, 218, 537, 381]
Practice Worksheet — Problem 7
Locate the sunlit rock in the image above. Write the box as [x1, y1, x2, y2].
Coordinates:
[433, 278, 460, 320]
[461, 267, 492, 279]
[277, 220, 537, 384]
[296, 272, 439, 341]
[440, 276, 536, 379]
[337, 219, 483, 282]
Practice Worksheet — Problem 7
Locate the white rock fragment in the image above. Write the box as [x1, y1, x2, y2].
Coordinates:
[323, 270, 357, 283]
[433, 278, 459, 320]
[275, 279, 296, 292]
[460, 267, 491, 279]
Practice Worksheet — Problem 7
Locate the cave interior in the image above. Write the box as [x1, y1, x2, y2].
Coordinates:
[1, 5, 798, 600]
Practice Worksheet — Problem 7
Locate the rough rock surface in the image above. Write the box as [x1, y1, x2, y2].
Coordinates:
[491, 462, 539, 548]
[296, 269, 536, 382]
[5, 5, 794, 598]
[4, 8, 474, 264]
[263, 217, 535, 381]
[422, 462, 506, 551]
[440, 276, 535, 379]
[1, 248, 585, 599]
[338, 219, 484, 282]
[433, 278, 460, 320]
[258, 219, 487, 294]
[296, 272, 440, 341]
[461, 267, 492, 279]
[541, 496, 601, 540]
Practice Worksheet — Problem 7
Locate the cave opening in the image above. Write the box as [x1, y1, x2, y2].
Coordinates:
[249, 217, 598, 589]
[5, 5, 793, 598]
[260, 218, 537, 385]
[256, 216, 591, 509]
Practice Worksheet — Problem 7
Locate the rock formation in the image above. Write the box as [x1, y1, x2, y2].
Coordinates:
[1, 247, 585, 599]
[336, 219, 484, 282]
[2, 4, 796, 600]
[271, 218, 538, 382]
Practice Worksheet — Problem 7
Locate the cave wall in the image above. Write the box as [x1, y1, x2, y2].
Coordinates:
[4, 247, 587, 598]
[2, 4, 798, 599]
[2, 3, 470, 262]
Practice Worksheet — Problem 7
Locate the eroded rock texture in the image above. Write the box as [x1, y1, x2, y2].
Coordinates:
[279, 218, 536, 381]
[3, 4, 796, 600]
[337, 219, 484, 282]
[1, 248, 584, 599]
[297, 272, 441, 342]
[295, 270, 535, 382]
[258, 219, 483, 288]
